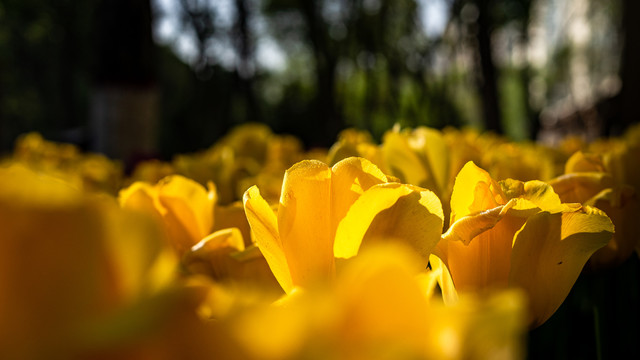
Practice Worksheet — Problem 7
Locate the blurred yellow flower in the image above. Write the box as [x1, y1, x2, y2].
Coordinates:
[225, 244, 526, 360]
[549, 151, 640, 269]
[0, 164, 187, 358]
[119, 175, 216, 256]
[434, 161, 614, 327]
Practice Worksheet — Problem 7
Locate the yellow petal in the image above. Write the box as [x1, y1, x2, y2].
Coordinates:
[334, 183, 443, 265]
[330, 157, 387, 233]
[500, 179, 563, 211]
[243, 186, 293, 293]
[565, 151, 606, 173]
[445, 205, 527, 292]
[335, 243, 430, 354]
[586, 186, 640, 269]
[381, 130, 430, 186]
[509, 207, 614, 327]
[409, 126, 450, 195]
[450, 162, 505, 223]
[214, 201, 253, 247]
[549, 172, 614, 204]
[277, 160, 334, 288]
[183, 228, 245, 281]
[118, 182, 160, 216]
[427, 254, 458, 305]
[156, 175, 215, 244]
[102, 206, 178, 301]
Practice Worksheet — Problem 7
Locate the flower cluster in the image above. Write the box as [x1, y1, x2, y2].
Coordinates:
[2, 122, 638, 359]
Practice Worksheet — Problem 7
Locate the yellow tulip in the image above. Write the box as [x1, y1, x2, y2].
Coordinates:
[226, 244, 526, 360]
[0, 164, 185, 358]
[549, 151, 640, 269]
[119, 175, 216, 256]
[243, 157, 444, 293]
[326, 128, 385, 171]
[435, 161, 614, 327]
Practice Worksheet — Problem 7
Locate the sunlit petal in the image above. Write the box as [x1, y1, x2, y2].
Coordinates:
[243, 185, 293, 293]
[157, 175, 214, 241]
[450, 161, 505, 223]
[509, 207, 614, 327]
[334, 183, 443, 264]
[278, 160, 334, 288]
[330, 157, 387, 233]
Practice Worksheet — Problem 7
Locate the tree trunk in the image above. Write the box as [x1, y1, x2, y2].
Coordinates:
[474, 0, 503, 134]
[91, 0, 158, 168]
[616, 0, 640, 134]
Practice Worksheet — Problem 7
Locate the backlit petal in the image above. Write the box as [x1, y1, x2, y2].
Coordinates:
[381, 130, 430, 187]
[509, 207, 614, 327]
[157, 175, 214, 245]
[334, 183, 443, 265]
[450, 162, 505, 223]
[278, 160, 334, 288]
[586, 186, 640, 269]
[330, 157, 387, 233]
[446, 208, 527, 292]
[549, 172, 614, 204]
[243, 185, 293, 293]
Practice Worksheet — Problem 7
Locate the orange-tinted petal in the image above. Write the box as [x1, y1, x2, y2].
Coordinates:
[446, 208, 526, 292]
[278, 160, 334, 288]
[509, 207, 614, 327]
[549, 172, 614, 204]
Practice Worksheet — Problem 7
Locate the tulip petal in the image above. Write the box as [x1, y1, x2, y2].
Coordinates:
[118, 182, 161, 216]
[565, 151, 606, 173]
[444, 204, 527, 291]
[586, 186, 640, 269]
[334, 183, 443, 264]
[382, 130, 430, 186]
[509, 207, 614, 327]
[214, 201, 253, 247]
[278, 160, 334, 287]
[450, 162, 505, 223]
[409, 127, 450, 195]
[243, 186, 293, 293]
[427, 254, 458, 305]
[157, 175, 214, 244]
[549, 172, 614, 204]
[330, 157, 387, 233]
[500, 179, 562, 211]
[335, 243, 430, 350]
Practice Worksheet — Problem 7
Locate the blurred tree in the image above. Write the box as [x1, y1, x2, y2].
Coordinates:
[449, 0, 533, 136]
[264, 0, 464, 144]
[0, 0, 97, 150]
[91, 0, 159, 166]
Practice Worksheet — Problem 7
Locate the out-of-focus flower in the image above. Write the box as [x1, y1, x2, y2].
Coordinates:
[481, 142, 557, 182]
[381, 126, 450, 200]
[10, 132, 124, 194]
[172, 123, 309, 205]
[549, 151, 640, 269]
[120, 175, 279, 292]
[119, 175, 216, 256]
[222, 244, 526, 360]
[434, 161, 614, 327]
[326, 128, 385, 170]
[0, 164, 225, 358]
[182, 228, 282, 295]
[243, 157, 444, 293]
[128, 159, 176, 185]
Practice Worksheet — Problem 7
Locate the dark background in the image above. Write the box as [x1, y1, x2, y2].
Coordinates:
[0, 0, 638, 161]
